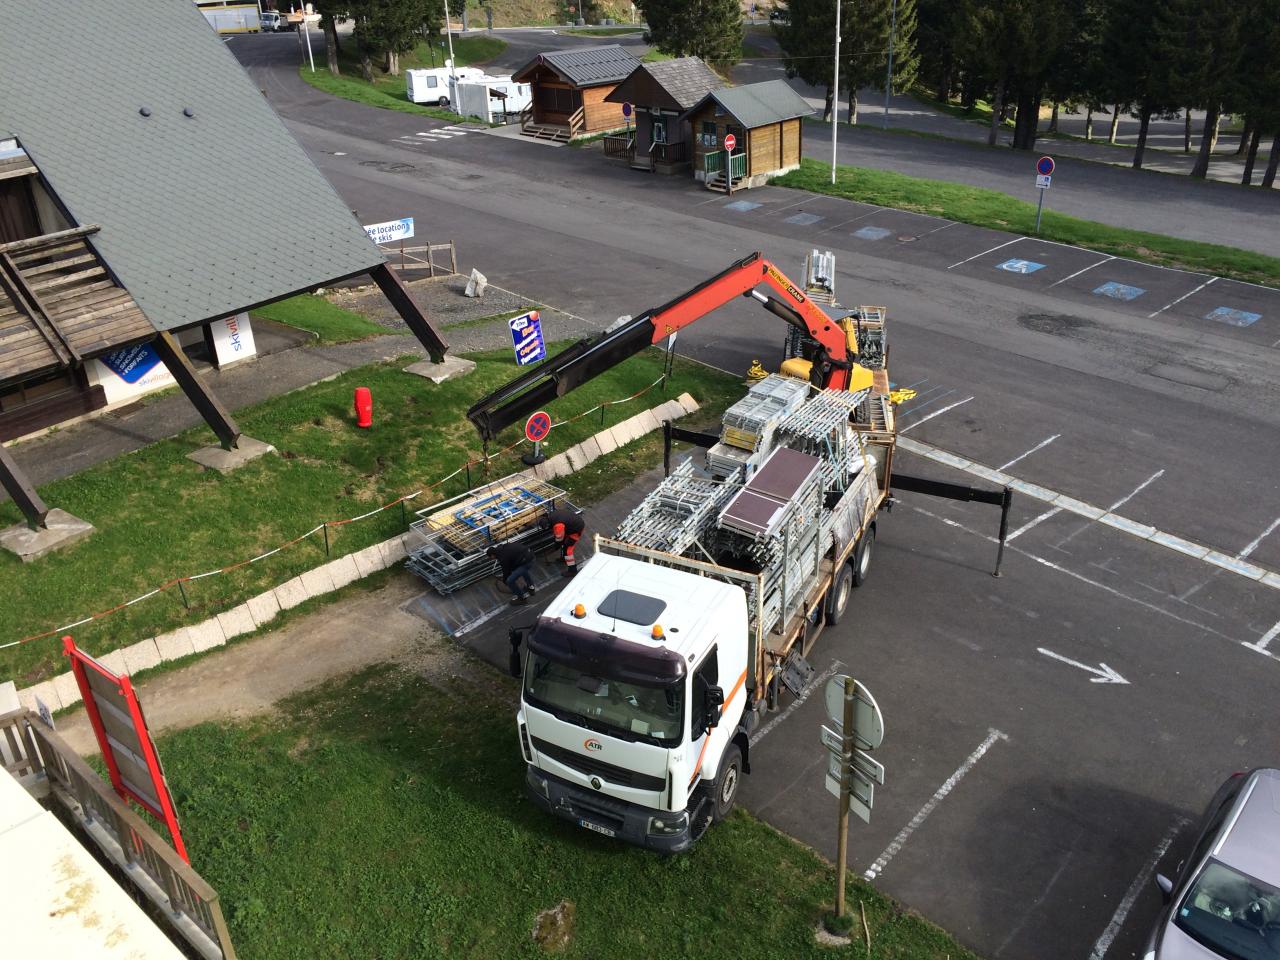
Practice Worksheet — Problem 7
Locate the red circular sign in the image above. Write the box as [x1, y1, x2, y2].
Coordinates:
[724, 133, 737, 152]
[525, 411, 552, 443]
[1037, 155, 1055, 176]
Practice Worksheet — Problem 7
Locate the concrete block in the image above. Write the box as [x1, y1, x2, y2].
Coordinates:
[187, 435, 276, 475]
[18, 679, 62, 714]
[96, 649, 127, 677]
[541, 453, 571, 480]
[676, 392, 699, 414]
[632, 410, 662, 436]
[154, 626, 196, 662]
[0, 509, 95, 563]
[564, 445, 591, 473]
[607, 424, 632, 450]
[299, 564, 336, 599]
[404, 355, 477, 384]
[273, 576, 309, 611]
[188, 618, 227, 653]
[352, 544, 386, 579]
[245, 589, 281, 628]
[326, 553, 360, 590]
[379, 535, 408, 568]
[577, 435, 603, 464]
[216, 604, 257, 642]
[120, 638, 162, 676]
[594, 427, 618, 456]
[51, 670, 81, 709]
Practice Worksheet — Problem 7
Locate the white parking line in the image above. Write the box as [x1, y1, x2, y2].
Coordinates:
[1148, 276, 1217, 318]
[1056, 470, 1165, 548]
[750, 661, 842, 746]
[998, 434, 1061, 470]
[1180, 516, 1280, 600]
[948, 237, 1024, 270]
[1007, 507, 1062, 542]
[1243, 620, 1280, 659]
[863, 728, 1008, 881]
[1048, 256, 1114, 288]
[921, 222, 959, 237]
[898, 397, 973, 433]
[1088, 819, 1186, 960]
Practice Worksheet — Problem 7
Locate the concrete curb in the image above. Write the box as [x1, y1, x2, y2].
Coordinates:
[14, 395, 701, 711]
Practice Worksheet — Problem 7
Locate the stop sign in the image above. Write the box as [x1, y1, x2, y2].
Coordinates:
[724, 133, 737, 152]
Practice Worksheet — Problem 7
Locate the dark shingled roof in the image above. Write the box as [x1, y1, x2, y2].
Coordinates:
[682, 79, 814, 128]
[606, 57, 724, 111]
[514, 44, 640, 88]
[0, 0, 383, 333]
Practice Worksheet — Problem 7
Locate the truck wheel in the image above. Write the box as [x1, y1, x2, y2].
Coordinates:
[826, 563, 853, 626]
[712, 743, 743, 822]
[852, 524, 875, 587]
[437, 97, 450, 108]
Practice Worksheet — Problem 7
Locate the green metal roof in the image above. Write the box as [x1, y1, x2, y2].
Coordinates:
[683, 79, 814, 128]
[0, 0, 383, 332]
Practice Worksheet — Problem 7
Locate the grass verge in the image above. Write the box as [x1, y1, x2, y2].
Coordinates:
[160, 663, 980, 959]
[298, 35, 506, 121]
[0, 345, 742, 685]
[563, 25, 643, 35]
[775, 157, 1280, 287]
[252, 294, 397, 343]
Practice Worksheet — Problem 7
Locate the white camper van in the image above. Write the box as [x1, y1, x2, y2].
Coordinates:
[453, 77, 532, 124]
[405, 66, 485, 107]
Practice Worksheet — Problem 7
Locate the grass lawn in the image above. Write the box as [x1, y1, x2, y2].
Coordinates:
[252, 294, 398, 343]
[0, 346, 742, 685]
[161, 663, 980, 960]
[299, 35, 506, 121]
[775, 158, 1280, 288]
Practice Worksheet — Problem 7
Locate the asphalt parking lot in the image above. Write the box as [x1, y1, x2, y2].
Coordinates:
[235, 36, 1280, 960]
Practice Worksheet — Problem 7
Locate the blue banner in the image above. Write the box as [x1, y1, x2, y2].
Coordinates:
[508, 310, 546, 366]
[100, 343, 164, 384]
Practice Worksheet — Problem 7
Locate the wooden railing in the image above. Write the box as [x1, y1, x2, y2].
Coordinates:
[652, 140, 689, 164]
[704, 150, 747, 180]
[383, 239, 459, 276]
[569, 106, 586, 137]
[519, 104, 532, 130]
[602, 134, 635, 161]
[1, 708, 237, 960]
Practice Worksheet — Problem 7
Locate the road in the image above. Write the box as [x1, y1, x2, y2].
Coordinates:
[233, 33, 1280, 960]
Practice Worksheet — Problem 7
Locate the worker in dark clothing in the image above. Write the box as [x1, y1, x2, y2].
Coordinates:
[487, 542, 537, 605]
[546, 507, 585, 578]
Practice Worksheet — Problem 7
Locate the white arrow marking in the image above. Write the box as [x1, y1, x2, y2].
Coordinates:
[1037, 647, 1129, 684]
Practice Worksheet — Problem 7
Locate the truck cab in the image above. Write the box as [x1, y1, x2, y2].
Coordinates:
[514, 553, 750, 852]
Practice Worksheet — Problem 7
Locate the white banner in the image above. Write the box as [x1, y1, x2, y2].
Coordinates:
[210, 313, 257, 366]
[363, 217, 415, 245]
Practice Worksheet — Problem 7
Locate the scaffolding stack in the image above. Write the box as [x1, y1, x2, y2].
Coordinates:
[404, 474, 573, 595]
[707, 374, 810, 479]
[615, 460, 740, 555]
[803, 249, 837, 305]
[774, 387, 871, 492]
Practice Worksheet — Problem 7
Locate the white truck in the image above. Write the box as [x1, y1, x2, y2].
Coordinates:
[509, 379, 894, 851]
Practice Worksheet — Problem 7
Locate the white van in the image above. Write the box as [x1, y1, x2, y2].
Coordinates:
[406, 66, 485, 107]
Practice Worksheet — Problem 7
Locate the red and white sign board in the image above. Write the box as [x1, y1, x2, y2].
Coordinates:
[64, 636, 189, 863]
[724, 133, 737, 152]
[525, 410, 552, 443]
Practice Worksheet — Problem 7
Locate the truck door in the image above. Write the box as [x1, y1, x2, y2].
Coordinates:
[689, 647, 720, 785]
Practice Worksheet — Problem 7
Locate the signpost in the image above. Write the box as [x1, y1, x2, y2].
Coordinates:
[522, 410, 552, 466]
[508, 309, 547, 367]
[1034, 156, 1054, 234]
[823, 675, 886, 919]
[622, 101, 632, 139]
[723, 132, 737, 196]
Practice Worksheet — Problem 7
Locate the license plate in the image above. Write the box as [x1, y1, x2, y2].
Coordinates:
[578, 818, 616, 838]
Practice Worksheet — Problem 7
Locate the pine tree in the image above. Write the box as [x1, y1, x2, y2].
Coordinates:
[836, 0, 918, 123]
[1184, 0, 1245, 178]
[774, 0, 837, 120]
[637, 0, 745, 67]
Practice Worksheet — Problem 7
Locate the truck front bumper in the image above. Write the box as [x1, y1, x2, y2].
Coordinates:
[525, 766, 693, 854]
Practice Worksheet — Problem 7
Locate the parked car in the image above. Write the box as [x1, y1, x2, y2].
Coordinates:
[259, 11, 295, 32]
[1145, 768, 1280, 960]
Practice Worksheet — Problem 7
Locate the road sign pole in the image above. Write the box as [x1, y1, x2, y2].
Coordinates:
[1035, 189, 1045, 234]
[831, 0, 840, 184]
[835, 676, 854, 918]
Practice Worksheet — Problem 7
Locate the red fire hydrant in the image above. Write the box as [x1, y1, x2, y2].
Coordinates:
[354, 387, 373, 429]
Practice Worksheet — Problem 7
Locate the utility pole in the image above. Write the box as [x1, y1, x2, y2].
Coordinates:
[882, 0, 898, 129]
[444, 2, 458, 99]
[831, 0, 841, 184]
[834, 676, 854, 918]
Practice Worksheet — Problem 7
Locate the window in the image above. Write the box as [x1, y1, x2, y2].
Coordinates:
[537, 86, 576, 114]
[425, 75, 438, 88]
[700, 121, 717, 148]
[652, 119, 668, 144]
[690, 648, 720, 738]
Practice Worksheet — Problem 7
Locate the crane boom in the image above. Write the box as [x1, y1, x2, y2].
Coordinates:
[466, 252, 871, 442]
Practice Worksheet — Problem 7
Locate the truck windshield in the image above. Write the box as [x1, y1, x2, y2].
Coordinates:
[1174, 860, 1280, 960]
[524, 653, 684, 747]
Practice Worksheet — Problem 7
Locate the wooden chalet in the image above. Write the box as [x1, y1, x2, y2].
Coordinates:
[602, 57, 724, 174]
[513, 45, 639, 142]
[681, 80, 814, 191]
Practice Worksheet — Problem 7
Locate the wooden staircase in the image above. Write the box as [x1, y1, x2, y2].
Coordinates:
[520, 105, 584, 144]
[704, 171, 746, 193]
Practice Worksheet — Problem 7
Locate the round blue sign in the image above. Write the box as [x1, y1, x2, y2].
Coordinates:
[622, 102, 633, 119]
[525, 411, 552, 443]
[1037, 156, 1055, 176]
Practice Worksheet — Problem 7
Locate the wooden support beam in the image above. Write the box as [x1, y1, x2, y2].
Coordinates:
[150, 332, 241, 450]
[370, 263, 448, 363]
[0, 442, 49, 529]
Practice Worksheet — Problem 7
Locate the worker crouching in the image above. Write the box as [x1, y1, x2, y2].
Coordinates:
[546, 508, 585, 578]
[487, 542, 537, 605]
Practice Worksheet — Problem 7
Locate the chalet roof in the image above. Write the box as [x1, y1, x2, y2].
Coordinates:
[0, 0, 383, 334]
[682, 79, 814, 128]
[514, 44, 640, 88]
[606, 58, 725, 112]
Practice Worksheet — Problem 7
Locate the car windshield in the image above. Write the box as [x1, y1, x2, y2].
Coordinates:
[524, 653, 684, 747]
[1174, 860, 1280, 960]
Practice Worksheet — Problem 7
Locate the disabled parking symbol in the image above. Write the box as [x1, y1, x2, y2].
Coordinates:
[996, 259, 1046, 275]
